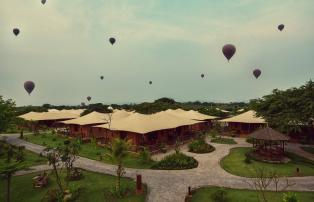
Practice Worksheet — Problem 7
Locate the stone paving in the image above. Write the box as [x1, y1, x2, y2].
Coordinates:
[2, 134, 314, 202]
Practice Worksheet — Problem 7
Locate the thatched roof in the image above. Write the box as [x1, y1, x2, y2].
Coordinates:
[165, 109, 217, 120]
[249, 127, 289, 141]
[19, 111, 80, 121]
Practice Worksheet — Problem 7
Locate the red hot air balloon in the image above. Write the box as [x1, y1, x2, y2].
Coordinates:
[24, 81, 35, 95]
[222, 44, 236, 62]
[13, 28, 20, 36]
[201, 74, 204, 78]
[278, 24, 284, 31]
[87, 96, 91, 101]
[109, 37, 116, 45]
[253, 69, 261, 79]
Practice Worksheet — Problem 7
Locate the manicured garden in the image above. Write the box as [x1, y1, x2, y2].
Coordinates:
[211, 137, 237, 145]
[25, 133, 155, 169]
[189, 186, 314, 202]
[221, 147, 314, 177]
[152, 152, 198, 170]
[0, 170, 147, 202]
[301, 146, 314, 154]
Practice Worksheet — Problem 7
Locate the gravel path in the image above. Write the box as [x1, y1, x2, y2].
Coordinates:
[2, 134, 314, 202]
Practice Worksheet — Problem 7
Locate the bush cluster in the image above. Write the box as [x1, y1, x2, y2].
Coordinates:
[188, 139, 215, 154]
[152, 152, 198, 170]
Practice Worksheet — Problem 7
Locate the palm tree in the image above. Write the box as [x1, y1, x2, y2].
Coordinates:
[105, 138, 131, 192]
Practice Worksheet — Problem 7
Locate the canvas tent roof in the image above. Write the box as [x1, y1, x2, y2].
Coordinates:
[48, 109, 85, 115]
[61, 110, 133, 126]
[216, 108, 230, 113]
[94, 111, 203, 134]
[165, 109, 217, 120]
[19, 111, 80, 121]
[249, 127, 289, 141]
[219, 110, 266, 124]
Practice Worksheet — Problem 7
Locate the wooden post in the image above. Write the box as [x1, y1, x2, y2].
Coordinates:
[136, 175, 143, 194]
[188, 186, 191, 196]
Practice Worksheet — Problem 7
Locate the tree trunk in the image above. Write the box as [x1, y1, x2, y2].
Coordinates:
[6, 173, 11, 202]
[53, 164, 63, 194]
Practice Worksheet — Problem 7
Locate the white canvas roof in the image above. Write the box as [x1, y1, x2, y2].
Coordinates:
[219, 110, 266, 124]
[165, 109, 217, 120]
[61, 110, 133, 126]
[19, 111, 80, 121]
[216, 108, 230, 113]
[94, 111, 203, 134]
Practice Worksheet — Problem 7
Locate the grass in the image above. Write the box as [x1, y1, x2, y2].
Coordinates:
[221, 147, 314, 177]
[301, 146, 314, 154]
[211, 137, 237, 145]
[0, 170, 146, 202]
[190, 186, 314, 202]
[0, 147, 46, 168]
[25, 133, 155, 169]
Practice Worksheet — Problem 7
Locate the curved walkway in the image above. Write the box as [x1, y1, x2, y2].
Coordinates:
[3, 135, 314, 202]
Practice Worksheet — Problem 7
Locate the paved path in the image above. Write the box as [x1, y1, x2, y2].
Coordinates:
[2, 134, 314, 202]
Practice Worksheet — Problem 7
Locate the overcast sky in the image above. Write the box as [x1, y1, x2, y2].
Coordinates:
[1, 0, 313, 106]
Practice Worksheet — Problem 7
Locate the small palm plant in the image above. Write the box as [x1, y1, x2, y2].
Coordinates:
[105, 138, 131, 192]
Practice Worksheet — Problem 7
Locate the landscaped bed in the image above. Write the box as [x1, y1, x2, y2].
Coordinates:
[188, 139, 215, 154]
[0, 170, 147, 202]
[188, 186, 314, 202]
[25, 133, 155, 169]
[152, 152, 198, 170]
[221, 147, 314, 177]
[211, 137, 237, 145]
[301, 146, 314, 154]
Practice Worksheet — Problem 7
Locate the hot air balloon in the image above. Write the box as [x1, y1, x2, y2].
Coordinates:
[201, 74, 204, 78]
[87, 96, 91, 101]
[13, 28, 20, 36]
[24, 81, 35, 95]
[41, 0, 46, 5]
[222, 44, 236, 62]
[81, 102, 85, 106]
[253, 69, 261, 79]
[100, 76, 104, 80]
[109, 37, 116, 45]
[149, 81, 152, 85]
[278, 24, 284, 31]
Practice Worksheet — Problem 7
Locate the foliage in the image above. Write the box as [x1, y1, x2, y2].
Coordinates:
[138, 147, 152, 164]
[282, 192, 299, 202]
[81, 103, 112, 116]
[105, 138, 131, 192]
[211, 137, 237, 144]
[188, 139, 215, 154]
[152, 152, 198, 170]
[250, 80, 314, 134]
[0, 96, 17, 133]
[211, 189, 229, 202]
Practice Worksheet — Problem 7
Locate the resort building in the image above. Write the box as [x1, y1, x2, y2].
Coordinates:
[219, 110, 266, 136]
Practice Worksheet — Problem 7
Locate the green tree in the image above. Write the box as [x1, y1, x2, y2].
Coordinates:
[0, 96, 17, 133]
[105, 138, 131, 192]
[250, 80, 314, 134]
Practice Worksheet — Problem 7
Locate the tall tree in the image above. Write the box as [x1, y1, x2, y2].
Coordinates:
[250, 80, 314, 134]
[0, 96, 16, 133]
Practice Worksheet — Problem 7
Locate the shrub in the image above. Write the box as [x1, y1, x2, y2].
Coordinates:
[104, 184, 134, 200]
[52, 137, 57, 142]
[139, 147, 152, 163]
[246, 138, 253, 144]
[152, 152, 198, 170]
[188, 139, 215, 154]
[159, 143, 167, 153]
[244, 156, 252, 164]
[282, 192, 299, 202]
[211, 189, 229, 202]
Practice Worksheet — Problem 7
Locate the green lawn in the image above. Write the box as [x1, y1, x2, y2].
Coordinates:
[301, 146, 314, 154]
[0, 148, 46, 168]
[25, 133, 155, 169]
[221, 147, 314, 177]
[0, 170, 146, 202]
[211, 137, 237, 144]
[190, 186, 314, 202]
